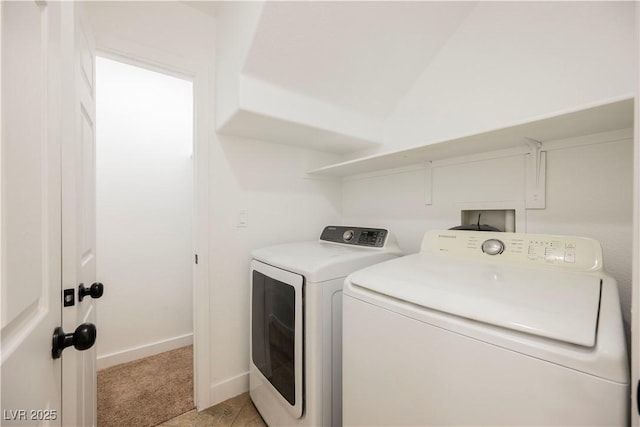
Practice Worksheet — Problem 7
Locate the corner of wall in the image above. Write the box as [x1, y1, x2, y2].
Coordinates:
[209, 372, 250, 406]
[214, 1, 265, 129]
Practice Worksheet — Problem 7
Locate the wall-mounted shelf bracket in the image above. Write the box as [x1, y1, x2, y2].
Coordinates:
[424, 161, 433, 205]
[524, 138, 546, 209]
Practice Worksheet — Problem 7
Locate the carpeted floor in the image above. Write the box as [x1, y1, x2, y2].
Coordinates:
[97, 345, 194, 427]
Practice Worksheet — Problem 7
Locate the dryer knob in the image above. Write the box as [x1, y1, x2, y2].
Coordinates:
[343, 230, 355, 242]
[482, 239, 505, 255]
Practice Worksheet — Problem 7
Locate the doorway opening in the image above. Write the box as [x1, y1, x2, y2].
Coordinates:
[94, 56, 195, 426]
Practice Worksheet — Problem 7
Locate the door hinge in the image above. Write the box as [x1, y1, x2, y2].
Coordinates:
[195, 254, 198, 265]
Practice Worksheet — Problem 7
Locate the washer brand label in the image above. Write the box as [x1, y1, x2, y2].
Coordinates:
[438, 234, 457, 239]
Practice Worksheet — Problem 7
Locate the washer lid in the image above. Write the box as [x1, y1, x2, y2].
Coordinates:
[349, 254, 602, 347]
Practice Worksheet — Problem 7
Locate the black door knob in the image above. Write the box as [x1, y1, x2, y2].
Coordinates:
[79, 282, 104, 301]
[51, 323, 96, 359]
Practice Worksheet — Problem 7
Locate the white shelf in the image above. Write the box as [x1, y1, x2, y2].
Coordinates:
[307, 97, 634, 177]
[218, 109, 382, 154]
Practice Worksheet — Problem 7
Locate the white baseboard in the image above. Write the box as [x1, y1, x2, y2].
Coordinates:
[97, 333, 193, 370]
[207, 371, 249, 408]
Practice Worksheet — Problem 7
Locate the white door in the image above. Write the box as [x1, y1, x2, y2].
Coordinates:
[1, 1, 64, 425]
[1, 2, 99, 426]
[60, 2, 99, 427]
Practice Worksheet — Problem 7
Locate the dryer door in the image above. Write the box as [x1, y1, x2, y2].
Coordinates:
[250, 260, 304, 418]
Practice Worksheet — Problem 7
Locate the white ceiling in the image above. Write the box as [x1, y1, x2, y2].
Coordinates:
[86, 1, 215, 62]
[85, 1, 479, 149]
[243, 1, 476, 118]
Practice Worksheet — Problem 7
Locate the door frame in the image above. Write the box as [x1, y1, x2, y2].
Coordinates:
[632, 2, 639, 425]
[90, 38, 211, 409]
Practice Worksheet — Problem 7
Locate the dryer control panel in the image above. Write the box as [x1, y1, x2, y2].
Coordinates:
[420, 230, 603, 272]
[320, 226, 388, 247]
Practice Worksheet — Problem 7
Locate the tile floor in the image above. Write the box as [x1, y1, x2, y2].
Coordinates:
[157, 392, 265, 427]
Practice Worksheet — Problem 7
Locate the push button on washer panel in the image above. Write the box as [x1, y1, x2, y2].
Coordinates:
[565, 251, 576, 263]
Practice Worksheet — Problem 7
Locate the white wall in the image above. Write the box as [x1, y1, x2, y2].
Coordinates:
[207, 134, 342, 402]
[342, 132, 634, 339]
[373, 1, 636, 157]
[95, 57, 194, 368]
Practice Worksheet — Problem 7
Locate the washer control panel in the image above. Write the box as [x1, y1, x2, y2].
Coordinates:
[421, 230, 603, 271]
[321, 226, 388, 247]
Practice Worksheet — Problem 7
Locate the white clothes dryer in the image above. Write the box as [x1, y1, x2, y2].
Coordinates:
[250, 226, 402, 426]
[343, 230, 629, 426]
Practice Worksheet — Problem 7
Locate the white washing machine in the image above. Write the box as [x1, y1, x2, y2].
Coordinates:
[250, 226, 402, 426]
[343, 229, 629, 426]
